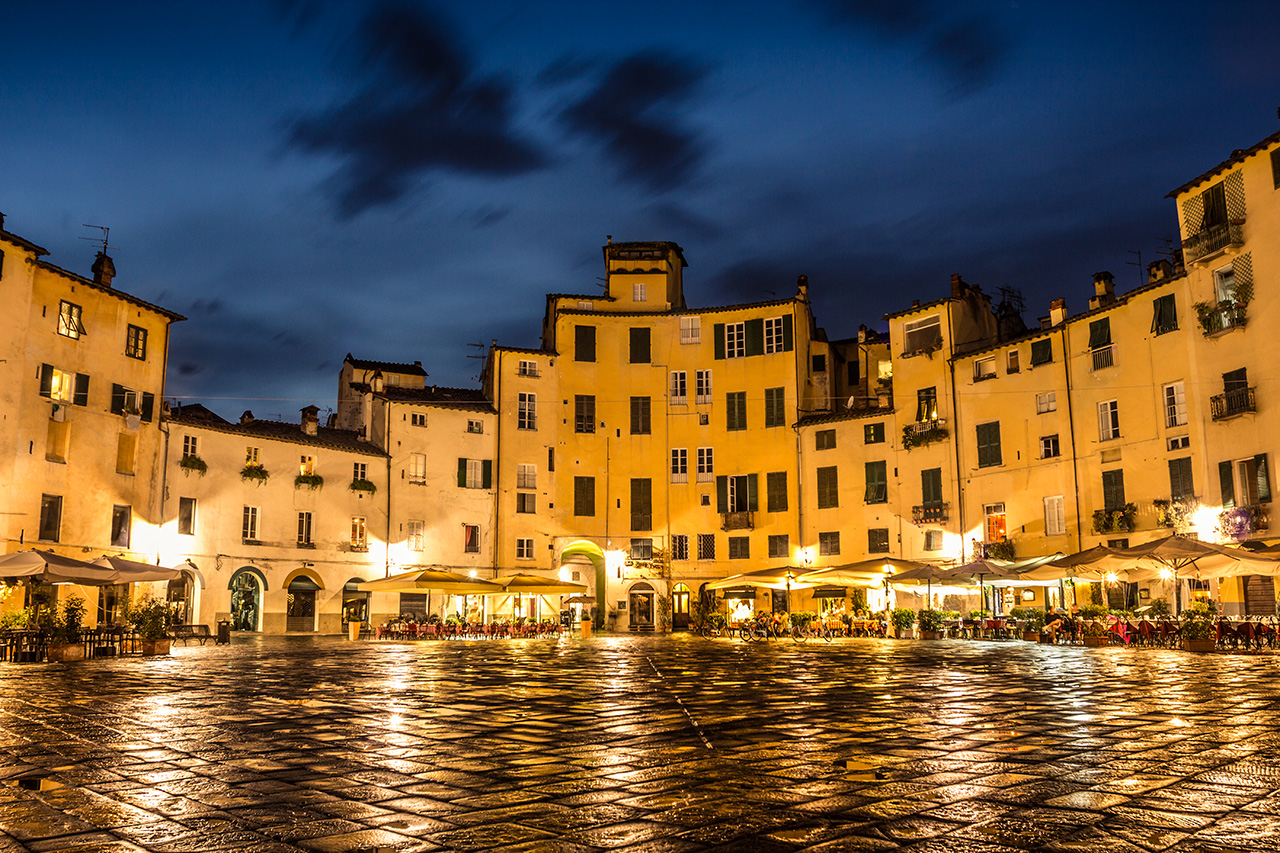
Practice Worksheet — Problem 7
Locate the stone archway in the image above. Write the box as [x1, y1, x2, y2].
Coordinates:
[228, 566, 267, 632]
[559, 540, 606, 628]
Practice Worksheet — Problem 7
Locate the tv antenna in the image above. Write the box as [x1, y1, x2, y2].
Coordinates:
[593, 275, 607, 292]
[1126, 249, 1143, 287]
[466, 341, 488, 361]
[79, 224, 114, 254]
[997, 286, 1024, 315]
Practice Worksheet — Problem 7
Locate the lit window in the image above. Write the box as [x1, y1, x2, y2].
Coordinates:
[246, 446, 259, 464]
[516, 538, 534, 560]
[126, 325, 147, 359]
[351, 516, 367, 549]
[407, 520, 425, 551]
[299, 455, 315, 476]
[57, 301, 83, 339]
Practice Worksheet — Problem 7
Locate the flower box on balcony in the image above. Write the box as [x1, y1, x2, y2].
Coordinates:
[1091, 503, 1136, 535]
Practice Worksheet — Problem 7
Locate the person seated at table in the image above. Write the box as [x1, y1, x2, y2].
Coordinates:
[1043, 609, 1068, 643]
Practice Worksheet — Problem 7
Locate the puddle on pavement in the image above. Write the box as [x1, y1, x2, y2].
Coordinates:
[5, 775, 64, 792]
[833, 759, 886, 781]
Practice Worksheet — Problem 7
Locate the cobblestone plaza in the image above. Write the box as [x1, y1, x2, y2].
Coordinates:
[3, 636, 1280, 852]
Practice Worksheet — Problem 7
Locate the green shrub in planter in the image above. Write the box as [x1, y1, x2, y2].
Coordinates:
[1180, 600, 1217, 641]
[126, 597, 171, 641]
[1079, 603, 1109, 620]
[890, 607, 915, 634]
[49, 595, 86, 645]
[917, 609, 944, 632]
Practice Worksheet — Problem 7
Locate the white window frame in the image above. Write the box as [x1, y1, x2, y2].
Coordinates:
[903, 315, 941, 355]
[467, 419, 484, 434]
[1097, 400, 1120, 441]
[297, 511, 312, 546]
[408, 452, 427, 483]
[633, 282, 647, 302]
[974, 357, 996, 381]
[517, 360, 538, 377]
[463, 524, 480, 553]
[1041, 434, 1060, 459]
[518, 392, 537, 430]
[764, 317, 784, 353]
[407, 519, 425, 551]
[984, 503, 1007, 542]
[1036, 392, 1056, 414]
[680, 316, 701, 344]
[725, 322, 745, 358]
[696, 447, 714, 482]
[695, 369, 712, 404]
[670, 370, 687, 405]
[1006, 349, 1020, 373]
[57, 300, 84, 339]
[671, 448, 688, 483]
[1044, 495, 1066, 536]
[242, 506, 260, 541]
[178, 497, 197, 536]
[300, 454, 315, 476]
[465, 459, 483, 489]
[517, 463, 537, 490]
[183, 435, 199, 459]
[353, 461, 367, 481]
[410, 412, 427, 427]
[246, 446, 259, 464]
[516, 538, 534, 560]
[1214, 264, 1237, 304]
[1164, 381, 1187, 428]
[516, 493, 536, 514]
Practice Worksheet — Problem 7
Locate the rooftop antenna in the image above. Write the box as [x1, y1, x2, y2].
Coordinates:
[1126, 249, 1143, 288]
[764, 290, 776, 298]
[997, 286, 1024, 315]
[79, 223, 114, 254]
[1155, 237, 1178, 261]
[593, 275, 607, 292]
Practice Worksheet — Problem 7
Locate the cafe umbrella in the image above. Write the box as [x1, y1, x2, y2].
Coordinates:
[357, 567, 504, 622]
[493, 573, 588, 621]
[0, 550, 119, 585]
[92, 555, 183, 583]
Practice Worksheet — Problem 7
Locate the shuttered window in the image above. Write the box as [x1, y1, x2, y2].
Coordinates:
[630, 396, 651, 435]
[764, 387, 785, 427]
[629, 327, 651, 363]
[817, 466, 839, 508]
[1087, 318, 1111, 349]
[1102, 469, 1126, 512]
[1168, 457, 1194, 501]
[921, 468, 943, 506]
[575, 325, 596, 362]
[1044, 495, 1066, 536]
[631, 479, 652, 530]
[863, 461, 886, 504]
[976, 422, 1002, 468]
[726, 392, 747, 431]
[766, 471, 788, 512]
[1030, 339, 1052, 366]
[574, 477, 595, 516]
[1151, 294, 1177, 335]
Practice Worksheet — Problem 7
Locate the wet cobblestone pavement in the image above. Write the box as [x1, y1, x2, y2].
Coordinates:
[3, 635, 1280, 853]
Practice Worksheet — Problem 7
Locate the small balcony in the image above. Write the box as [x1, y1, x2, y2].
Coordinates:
[1196, 302, 1247, 336]
[902, 418, 948, 450]
[1090, 345, 1114, 371]
[1220, 504, 1269, 541]
[1184, 220, 1244, 264]
[721, 511, 754, 531]
[912, 502, 949, 524]
[1210, 386, 1256, 421]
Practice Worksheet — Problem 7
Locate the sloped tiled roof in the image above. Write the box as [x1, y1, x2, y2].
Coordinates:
[354, 384, 496, 413]
[168, 406, 386, 456]
[34, 260, 186, 321]
[0, 227, 50, 256]
[1166, 128, 1280, 198]
[344, 354, 427, 376]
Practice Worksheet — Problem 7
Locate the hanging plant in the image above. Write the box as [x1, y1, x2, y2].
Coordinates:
[349, 478, 377, 494]
[241, 464, 270, 485]
[294, 473, 324, 491]
[179, 455, 208, 476]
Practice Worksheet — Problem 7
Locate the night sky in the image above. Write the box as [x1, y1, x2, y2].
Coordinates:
[3, 1, 1277, 421]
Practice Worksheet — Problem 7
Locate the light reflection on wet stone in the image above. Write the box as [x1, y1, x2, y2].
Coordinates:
[3, 635, 1280, 850]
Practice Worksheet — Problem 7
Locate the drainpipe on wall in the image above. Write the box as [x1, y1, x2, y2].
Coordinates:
[944, 306, 965, 562]
[384, 397, 391, 579]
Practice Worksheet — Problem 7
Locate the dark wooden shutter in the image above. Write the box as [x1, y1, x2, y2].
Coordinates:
[457, 458, 468, 488]
[629, 327, 650, 364]
[767, 471, 787, 512]
[922, 468, 942, 505]
[716, 476, 728, 512]
[1087, 319, 1111, 349]
[1168, 458, 1193, 501]
[782, 314, 794, 351]
[140, 392, 154, 422]
[575, 325, 596, 362]
[39, 364, 53, 398]
[482, 460, 492, 489]
[713, 323, 725, 360]
[744, 318, 764, 356]
[746, 474, 758, 512]
[1102, 470, 1125, 511]
[1030, 339, 1052, 366]
[1220, 461, 1236, 508]
[73, 374, 90, 406]
[1256, 454, 1271, 504]
[110, 383, 126, 414]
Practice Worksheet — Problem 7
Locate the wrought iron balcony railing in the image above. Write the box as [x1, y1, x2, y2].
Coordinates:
[912, 502, 949, 523]
[1210, 386, 1256, 420]
[1091, 345, 1114, 371]
[721, 511, 754, 531]
[1197, 302, 1247, 336]
[1184, 221, 1244, 263]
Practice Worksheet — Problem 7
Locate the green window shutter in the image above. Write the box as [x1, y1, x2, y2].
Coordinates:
[977, 422, 1002, 468]
[39, 364, 53, 398]
[713, 323, 725, 360]
[767, 471, 787, 512]
[1151, 295, 1177, 334]
[1087, 319, 1110, 349]
[1256, 454, 1271, 504]
[458, 458, 467, 488]
[746, 474, 758, 512]
[782, 314, 794, 351]
[1169, 458, 1194, 502]
[482, 460, 492, 489]
[744, 318, 764, 356]
[629, 327, 650, 364]
[110, 383, 125, 414]
[1219, 461, 1236, 508]
[1030, 339, 1052, 366]
[922, 468, 942, 504]
[716, 476, 728, 513]
[575, 325, 596, 362]
[140, 392, 155, 422]
[73, 374, 90, 407]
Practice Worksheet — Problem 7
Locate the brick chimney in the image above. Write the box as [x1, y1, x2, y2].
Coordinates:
[950, 274, 966, 297]
[300, 405, 319, 436]
[796, 274, 809, 302]
[1147, 259, 1173, 284]
[91, 252, 116, 288]
[1088, 272, 1115, 309]
[1049, 298, 1068, 326]
[240, 410, 255, 425]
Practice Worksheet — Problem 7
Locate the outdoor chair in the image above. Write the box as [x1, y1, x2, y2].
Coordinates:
[1217, 619, 1241, 650]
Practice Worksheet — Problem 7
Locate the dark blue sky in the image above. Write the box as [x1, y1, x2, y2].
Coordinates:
[3, 0, 1277, 420]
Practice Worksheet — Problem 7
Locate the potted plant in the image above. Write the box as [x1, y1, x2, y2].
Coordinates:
[178, 455, 208, 476]
[1081, 618, 1110, 647]
[1148, 598, 1171, 618]
[349, 477, 377, 495]
[46, 595, 86, 662]
[984, 540, 1015, 561]
[917, 608, 944, 639]
[890, 607, 915, 639]
[1012, 606, 1045, 642]
[241, 463, 270, 484]
[1181, 600, 1217, 652]
[127, 597, 171, 655]
[295, 473, 324, 490]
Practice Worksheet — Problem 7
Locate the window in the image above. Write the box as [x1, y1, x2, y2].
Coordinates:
[516, 538, 534, 560]
[697, 533, 716, 560]
[1273, 147, 1280, 190]
[1044, 496, 1066, 536]
[718, 474, 757, 513]
[868, 529, 890, 553]
[764, 387, 785, 427]
[764, 317, 785, 353]
[924, 530, 943, 551]
[1006, 349, 1020, 374]
[463, 525, 480, 553]
[458, 458, 491, 489]
[1041, 435, 1060, 459]
[902, 315, 941, 354]
[921, 468, 943, 508]
[630, 327, 651, 363]
[110, 505, 131, 548]
[768, 534, 789, 559]
[816, 429, 836, 450]
[726, 391, 747, 431]
[724, 322, 746, 358]
[548, 447, 555, 472]
[410, 412, 426, 427]
[516, 493, 536, 514]
[574, 477, 595, 516]
[696, 447, 714, 482]
[984, 503, 1006, 542]
[407, 520, 425, 551]
[863, 461, 885, 504]
[297, 511, 313, 546]
[517, 463, 536, 490]
[864, 423, 884, 444]
[1036, 392, 1056, 414]
[1089, 319, 1113, 369]
[1151, 294, 1178, 335]
[680, 316, 701, 344]
[1169, 457, 1194, 501]
[408, 452, 427, 483]
[467, 419, 484, 434]
[299, 454, 315, 476]
[115, 433, 137, 473]
[353, 461, 367, 481]
[182, 435, 199, 459]
[1030, 339, 1052, 366]
[517, 360, 538, 377]
[577, 301, 593, 310]
[39, 365, 83, 404]
[1214, 264, 1237, 304]
[108, 383, 152, 420]
[1102, 470, 1126, 512]
[631, 479, 652, 530]
[916, 387, 938, 422]
[242, 506, 260, 542]
[57, 301, 83, 339]
[575, 325, 596, 362]
[671, 534, 689, 561]
[630, 396, 651, 435]
[819, 531, 841, 556]
[633, 282, 647, 302]
[246, 446, 259, 465]
[575, 395, 596, 433]
[1164, 382, 1187, 428]
[729, 537, 750, 559]
[518, 393, 537, 430]
[817, 466, 840, 508]
[38, 495, 62, 542]
[126, 325, 147, 360]
[695, 369, 712, 404]
[1097, 400, 1120, 441]
[1220, 455, 1272, 509]
[671, 448, 688, 483]
[976, 422, 1002, 468]
[1169, 435, 1190, 451]
[670, 371, 687, 405]
[974, 357, 996, 381]
[178, 497, 197, 535]
[766, 471, 787, 512]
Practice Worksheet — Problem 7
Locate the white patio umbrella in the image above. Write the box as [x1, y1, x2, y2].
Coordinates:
[0, 550, 118, 585]
[92, 555, 183, 583]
